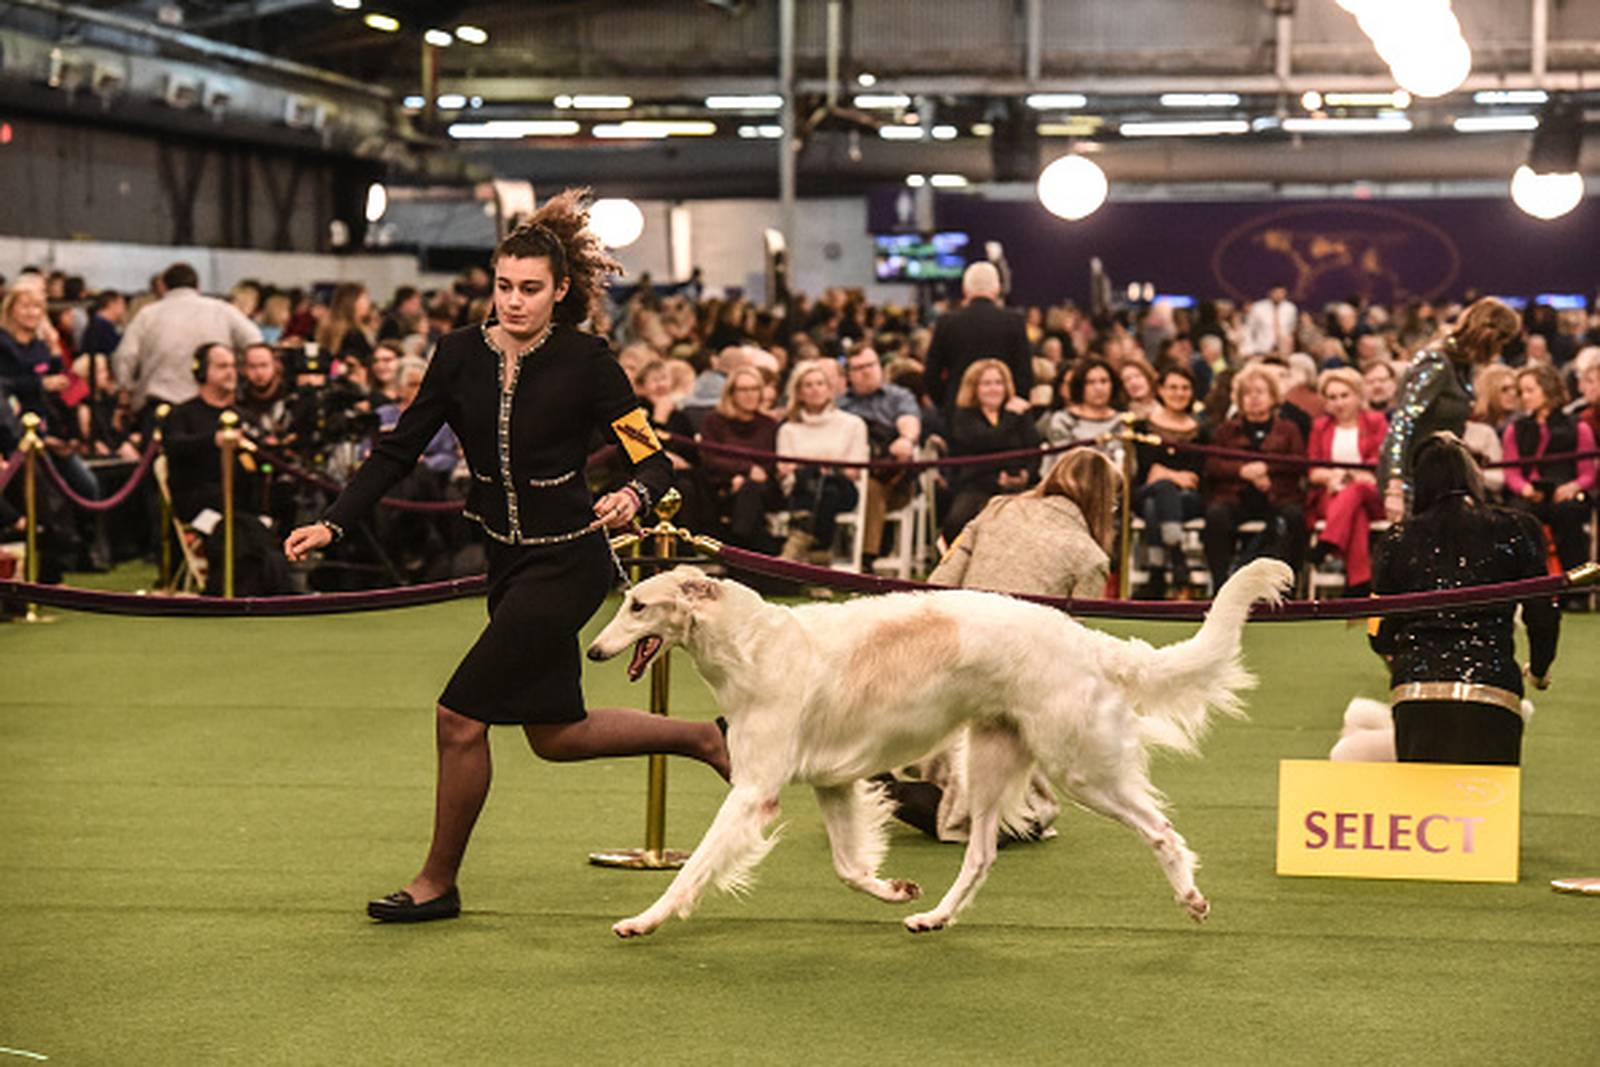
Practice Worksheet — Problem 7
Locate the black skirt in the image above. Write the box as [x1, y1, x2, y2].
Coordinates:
[1393, 699, 1524, 766]
[439, 531, 618, 725]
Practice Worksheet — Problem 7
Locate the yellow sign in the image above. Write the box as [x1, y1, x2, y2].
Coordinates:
[611, 407, 664, 464]
[1275, 759, 1520, 883]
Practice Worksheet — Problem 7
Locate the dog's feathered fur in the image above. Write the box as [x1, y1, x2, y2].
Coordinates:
[588, 558, 1293, 937]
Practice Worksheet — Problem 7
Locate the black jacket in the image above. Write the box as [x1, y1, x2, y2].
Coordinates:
[923, 299, 1033, 411]
[326, 324, 672, 545]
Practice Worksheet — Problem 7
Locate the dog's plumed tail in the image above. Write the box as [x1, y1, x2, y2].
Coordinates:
[1124, 558, 1293, 754]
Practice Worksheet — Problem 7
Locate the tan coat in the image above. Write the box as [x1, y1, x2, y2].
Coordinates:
[913, 495, 1109, 841]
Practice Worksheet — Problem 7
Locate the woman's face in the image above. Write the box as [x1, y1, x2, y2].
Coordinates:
[1322, 380, 1361, 423]
[640, 366, 671, 402]
[1517, 374, 1549, 416]
[1158, 373, 1193, 414]
[1498, 376, 1520, 413]
[372, 346, 398, 385]
[1083, 366, 1113, 408]
[976, 368, 1008, 410]
[729, 373, 763, 416]
[493, 255, 569, 339]
[797, 369, 832, 413]
[354, 291, 373, 321]
[1239, 376, 1275, 421]
[8, 292, 44, 334]
[1120, 365, 1151, 401]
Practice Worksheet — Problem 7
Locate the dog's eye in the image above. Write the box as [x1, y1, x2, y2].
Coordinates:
[630, 601, 646, 614]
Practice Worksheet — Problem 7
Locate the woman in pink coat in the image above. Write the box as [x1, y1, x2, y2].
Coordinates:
[1306, 367, 1389, 596]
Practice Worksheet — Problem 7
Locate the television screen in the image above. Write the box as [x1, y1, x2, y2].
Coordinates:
[873, 232, 970, 282]
[1153, 294, 1196, 309]
[1534, 293, 1587, 310]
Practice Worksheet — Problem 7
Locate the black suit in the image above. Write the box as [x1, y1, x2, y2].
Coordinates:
[923, 298, 1033, 411]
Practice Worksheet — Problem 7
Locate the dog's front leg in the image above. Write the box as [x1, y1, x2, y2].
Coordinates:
[613, 785, 782, 939]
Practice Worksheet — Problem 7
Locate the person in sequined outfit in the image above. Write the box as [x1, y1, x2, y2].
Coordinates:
[1378, 298, 1521, 522]
[284, 191, 730, 924]
[1370, 434, 1559, 765]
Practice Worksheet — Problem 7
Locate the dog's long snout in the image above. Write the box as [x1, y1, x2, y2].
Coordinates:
[586, 645, 607, 662]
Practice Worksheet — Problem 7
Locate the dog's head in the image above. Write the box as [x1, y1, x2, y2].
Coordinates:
[586, 566, 726, 681]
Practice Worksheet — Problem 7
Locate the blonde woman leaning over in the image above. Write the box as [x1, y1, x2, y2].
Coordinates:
[876, 449, 1123, 845]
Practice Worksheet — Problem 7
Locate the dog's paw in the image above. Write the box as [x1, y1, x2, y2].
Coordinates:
[886, 878, 922, 902]
[903, 911, 947, 933]
[1182, 889, 1210, 923]
[612, 916, 657, 939]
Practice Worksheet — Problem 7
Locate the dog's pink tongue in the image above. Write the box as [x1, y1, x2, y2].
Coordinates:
[628, 637, 659, 679]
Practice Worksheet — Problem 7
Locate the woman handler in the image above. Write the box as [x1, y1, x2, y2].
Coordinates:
[285, 191, 728, 923]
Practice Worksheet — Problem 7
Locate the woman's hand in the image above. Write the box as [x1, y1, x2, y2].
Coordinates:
[747, 464, 769, 483]
[776, 461, 796, 481]
[1553, 481, 1581, 504]
[1384, 479, 1406, 523]
[997, 469, 1029, 491]
[284, 522, 333, 561]
[591, 487, 641, 530]
[41, 374, 69, 394]
[1520, 482, 1543, 502]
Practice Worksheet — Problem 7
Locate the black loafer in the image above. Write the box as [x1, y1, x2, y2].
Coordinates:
[367, 886, 461, 923]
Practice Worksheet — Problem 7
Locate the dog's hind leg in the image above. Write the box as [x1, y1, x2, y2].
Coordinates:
[815, 780, 921, 903]
[612, 785, 783, 939]
[1067, 774, 1210, 923]
[904, 724, 1031, 933]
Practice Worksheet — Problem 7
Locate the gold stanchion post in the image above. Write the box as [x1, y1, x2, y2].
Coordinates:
[591, 488, 693, 870]
[154, 405, 173, 590]
[218, 410, 239, 599]
[18, 413, 52, 623]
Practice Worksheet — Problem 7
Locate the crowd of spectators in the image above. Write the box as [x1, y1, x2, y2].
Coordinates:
[3, 253, 1598, 601]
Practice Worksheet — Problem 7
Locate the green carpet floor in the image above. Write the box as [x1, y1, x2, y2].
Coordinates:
[3, 566, 1597, 1064]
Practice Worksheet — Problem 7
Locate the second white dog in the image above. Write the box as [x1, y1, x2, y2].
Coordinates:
[587, 558, 1293, 938]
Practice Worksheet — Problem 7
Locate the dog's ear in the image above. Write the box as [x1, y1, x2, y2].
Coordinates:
[680, 576, 722, 603]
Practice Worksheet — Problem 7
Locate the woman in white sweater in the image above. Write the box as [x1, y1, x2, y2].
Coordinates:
[775, 358, 870, 560]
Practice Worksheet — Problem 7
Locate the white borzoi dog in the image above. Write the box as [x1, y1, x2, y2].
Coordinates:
[587, 558, 1292, 938]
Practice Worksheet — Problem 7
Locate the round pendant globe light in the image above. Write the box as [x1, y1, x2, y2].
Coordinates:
[589, 198, 646, 248]
[1036, 154, 1108, 221]
[1510, 165, 1584, 221]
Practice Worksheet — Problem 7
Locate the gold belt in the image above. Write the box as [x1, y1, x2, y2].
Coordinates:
[1390, 681, 1522, 716]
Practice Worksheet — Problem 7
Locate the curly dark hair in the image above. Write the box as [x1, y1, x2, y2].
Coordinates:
[491, 187, 623, 332]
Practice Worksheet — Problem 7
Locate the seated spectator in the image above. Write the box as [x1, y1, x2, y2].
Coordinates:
[1562, 345, 1600, 439]
[775, 359, 869, 561]
[1306, 368, 1388, 597]
[1132, 366, 1207, 598]
[369, 341, 402, 406]
[632, 357, 713, 532]
[884, 448, 1123, 844]
[316, 283, 376, 369]
[1502, 363, 1595, 574]
[80, 290, 126, 359]
[378, 286, 423, 342]
[1201, 361, 1307, 588]
[942, 358, 1040, 544]
[838, 345, 921, 571]
[1116, 353, 1159, 420]
[1465, 363, 1517, 497]
[680, 344, 755, 423]
[1038, 357, 1126, 473]
[699, 366, 781, 553]
[1363, 358, 1400, 420]
[0, 284, 63, 419]
[365, 357, 469, 581]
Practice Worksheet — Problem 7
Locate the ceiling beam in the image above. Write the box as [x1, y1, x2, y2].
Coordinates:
[185, 0, 327, 32]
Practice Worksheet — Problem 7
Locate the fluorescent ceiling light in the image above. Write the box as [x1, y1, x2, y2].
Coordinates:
[857, 72, 877, 87]
[929, 174, 969, 188]
[878, 125, 925, 140]
[402, 95, 424, 109]
[423, 28, 452, 47]
[592, 121, 716, 138]
[454, 25, 488, 45]
[555, 94, 633, 110]
[1282, 116, 1413, 133]
[854, 93, 910, 109]
[705, 94, 783, 110]
[436, 94, 466, 110]
[970, 122, 994, 137]
[736, 124, 784, 139]
[930, 124, 958, 140]
[904, 174, 926, 187]
[1324, 90, 1411, 108]
[1037, 120, 1100, 137]
[1453, 115, 1540, 133]
[362, 12, 398, 32]
[1159, 93, 1241, 108]
[332, 0, 361, 10]
[447, 120, 580, 139]
[1120, 119, 1249, 137]
[1474, 89, 1547, 105]
[1026, 93, 1087, 110]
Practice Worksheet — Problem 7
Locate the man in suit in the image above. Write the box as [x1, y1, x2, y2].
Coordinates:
[923, 262, 1032, 414]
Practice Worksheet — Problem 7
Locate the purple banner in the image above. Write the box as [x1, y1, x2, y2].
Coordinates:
[868, 191, 1600, 310]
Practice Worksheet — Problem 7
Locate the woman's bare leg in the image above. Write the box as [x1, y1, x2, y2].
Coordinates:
[402, 705, 490, 901]
[524, 707, 730, 781]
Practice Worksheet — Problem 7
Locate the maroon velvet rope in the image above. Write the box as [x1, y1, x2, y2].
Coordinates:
[0, 546, 1575, 620]
[0, 450, 24, 494]
[34, 437, 162, 512]
[670, 431, 1097, 472]
[253, 444, 468, 513]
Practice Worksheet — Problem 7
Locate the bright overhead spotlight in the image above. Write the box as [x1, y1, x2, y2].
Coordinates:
[1454, 115, 1540, 133]
[878, 125, 925, 140]
[1387, 35, 1472, 99]
[454, 25, 488, 45]
[929, 174, 969, 188]
[705, 94, 783, 110]
[1281, 116, 1413, 133]
[1037, 154, 1107, 221]
[1026, 93, 1087, 110]
[436, 94, 466, 110]
[447, 120, 580, 139]
[904, 174, 926, 188]
[557, 94, 633, 110]
[362, 12, 399, 32]
[423, 28, 452, 47]
[332, 0, 361, 10]
[1120, 119, 1249, 137]
[592, 120, 715, 138]
[1158, 93, 1241, 108]
[1510, 164, 1583, 221]
[930, 124, 958, 140]
[970, 122, 994, 137]
[856, 72, 877, 88]
[1300, 90, 1323, 111]
[854, 93, 910, 109]
[588, 198, 645, 248]
[1474, 89, 1547, 106]
[364, 182, 387, 223]
[736, 124, 783, 139]
[402, 94, 424, 109]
